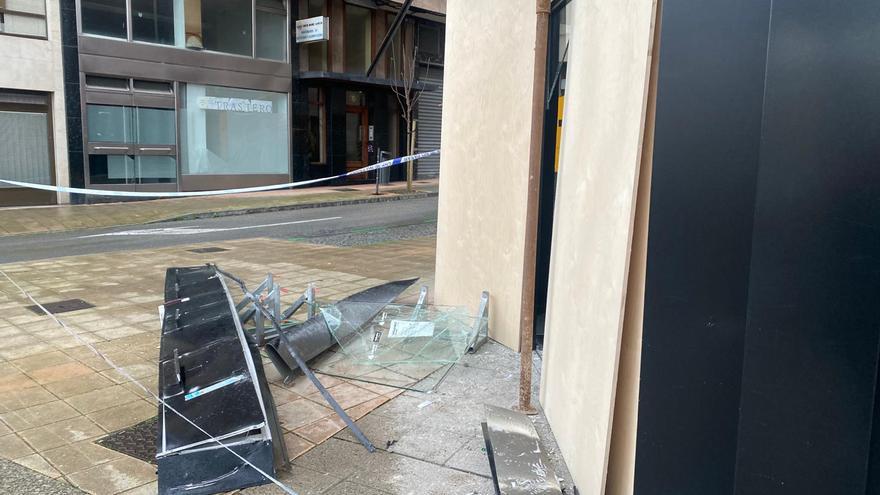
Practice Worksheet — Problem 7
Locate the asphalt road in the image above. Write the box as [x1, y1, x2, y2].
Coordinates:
[0, 197, 438, 263]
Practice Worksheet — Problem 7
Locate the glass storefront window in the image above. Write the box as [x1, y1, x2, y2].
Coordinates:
[88, 154, 134, 184]
[201, 0, 252, 56]
[256, 0, 286, 61]
[0, 0, 48, 38]
[86, 103, 177, 184]
[136, 156, 177, 183]
[306, 0, 327, 71]
[87, 104, 174, 144]
[131, 0, 176, 45]
[0, 109, 51, 186]
[87, 105, 134, 143]
[135, 107, 175, 145]
[180, 84, 289, 175]
[345, 4, 371, 73]
[81, 0, 128, 39]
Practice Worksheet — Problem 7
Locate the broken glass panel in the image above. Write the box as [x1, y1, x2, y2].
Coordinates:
[311, 302, 488, 392]
[323, 303, 486, 365]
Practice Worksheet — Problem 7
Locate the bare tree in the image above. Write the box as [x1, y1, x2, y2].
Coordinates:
[389, 34, 430, 192]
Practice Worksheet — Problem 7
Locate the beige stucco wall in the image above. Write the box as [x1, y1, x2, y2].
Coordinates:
[0, 1, 70, 203]
[539, 1, 658, 494]
[433, 0, 536, 350]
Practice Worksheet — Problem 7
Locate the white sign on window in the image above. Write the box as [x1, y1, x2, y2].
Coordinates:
[296, 16, 330, 44]
[198, 97, 273, 113]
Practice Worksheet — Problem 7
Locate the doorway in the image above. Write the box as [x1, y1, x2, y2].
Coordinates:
[345, 106, 368, 179]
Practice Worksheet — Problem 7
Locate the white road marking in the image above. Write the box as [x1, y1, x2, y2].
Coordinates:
[78, 216, 342, 238]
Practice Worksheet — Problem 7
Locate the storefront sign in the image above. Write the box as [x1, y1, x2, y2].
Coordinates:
[296, 16, 330, 43]
[198, 97, 273, 113]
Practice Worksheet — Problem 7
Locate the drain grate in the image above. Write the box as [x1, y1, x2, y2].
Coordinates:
[333, 188, 358, 192]
[188, 247, 229, 254]
[26, 299, 94, 315]
[96, 416, 158, 465]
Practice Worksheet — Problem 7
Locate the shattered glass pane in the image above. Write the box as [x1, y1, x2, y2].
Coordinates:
[323, 303, 486, 365]
[313, 303, 488, 392]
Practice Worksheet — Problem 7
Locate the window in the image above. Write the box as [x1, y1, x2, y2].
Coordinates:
[132, 79, 173, 93]
[306, 0, 326, 71]
[0, 0, 47, 38]
[417, 23, 443, 63]
[85, 75, 130, 91]
[344, 4, 371, 73]
[131, 0, 175, 45]
[201, 0, 252, 56]
[79, 0, 288, 60]
[179, 84, 289, 175]
[386, 14, 408, 79]
[81, 0, 127, 39]
[256, 0, 286, 61]
[86, 103, 177, 184]
[0, 91, 51, 188]
[307, 88, 325, 164]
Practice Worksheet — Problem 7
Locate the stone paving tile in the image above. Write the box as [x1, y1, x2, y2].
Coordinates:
[0, 433, 35, 459]
[13, 452, 63, 479]
[29, 362, 95, 385]
[304, 382, 380, 410]
[118, 481, 157, 494]
[10, 351, 76, 373]
[17, 416, 105, 452]
[0, 458, 84, 495]
[65, 385, 142, 415]
[41, 440, 123, 476]
[277, 399, 334, 432]
[86, 400, 155, 432]
[0, 385, 57, 413]
[1, 401, 81, 431]
[283, 432, 316, 459]
[44, 373, 118, 399]
[67, 456, 156, 495]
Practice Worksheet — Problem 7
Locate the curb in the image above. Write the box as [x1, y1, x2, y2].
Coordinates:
[149, 191, 439, 224]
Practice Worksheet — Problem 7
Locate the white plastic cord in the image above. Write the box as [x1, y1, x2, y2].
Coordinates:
[0, 149, 440, 198]
[0, 269, 298, 495]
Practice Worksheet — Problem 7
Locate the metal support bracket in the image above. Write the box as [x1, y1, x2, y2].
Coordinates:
[468, 290, 490, 353]
[216, 266, 376, 454]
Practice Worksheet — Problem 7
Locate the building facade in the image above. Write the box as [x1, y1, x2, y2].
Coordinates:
[435, 1, 880, 494]
[36, 0, 445, 204]
[291, 0, 445, 184]
[0, 0, 70, 206]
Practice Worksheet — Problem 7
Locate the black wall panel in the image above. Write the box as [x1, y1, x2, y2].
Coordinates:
[733, 1, 880, 493]
[635, 1, 771, 493]
[638, 0, 880, 493]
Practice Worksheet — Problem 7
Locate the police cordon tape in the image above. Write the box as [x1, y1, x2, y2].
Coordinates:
[0, 149, 440, 198]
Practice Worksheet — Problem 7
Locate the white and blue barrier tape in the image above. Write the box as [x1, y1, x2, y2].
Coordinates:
[0, 149, 440, 199]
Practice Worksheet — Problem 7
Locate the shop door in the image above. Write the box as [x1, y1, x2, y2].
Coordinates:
[345, 106, 368, 178]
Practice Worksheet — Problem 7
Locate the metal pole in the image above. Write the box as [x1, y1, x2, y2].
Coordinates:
[517, 0, 551, 414]
[375, 149, 381, 195]
[407, 120, 417, 192]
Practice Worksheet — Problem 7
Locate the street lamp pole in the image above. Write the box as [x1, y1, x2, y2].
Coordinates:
[518, 0, 551, 414]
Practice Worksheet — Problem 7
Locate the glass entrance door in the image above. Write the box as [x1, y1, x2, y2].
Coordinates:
[345, 106, 368, 177]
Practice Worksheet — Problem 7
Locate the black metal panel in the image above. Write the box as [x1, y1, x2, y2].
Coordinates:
[158, 266, 277, 494]
[157, 440, 274, 495]
[635, 1, 771, 493]
[732, 1, 880, 493]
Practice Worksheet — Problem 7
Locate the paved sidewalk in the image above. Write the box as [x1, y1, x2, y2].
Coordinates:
[0, 236, 436, 494]
[0, 180, 438, 237]
[0, 233, 574, 494]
